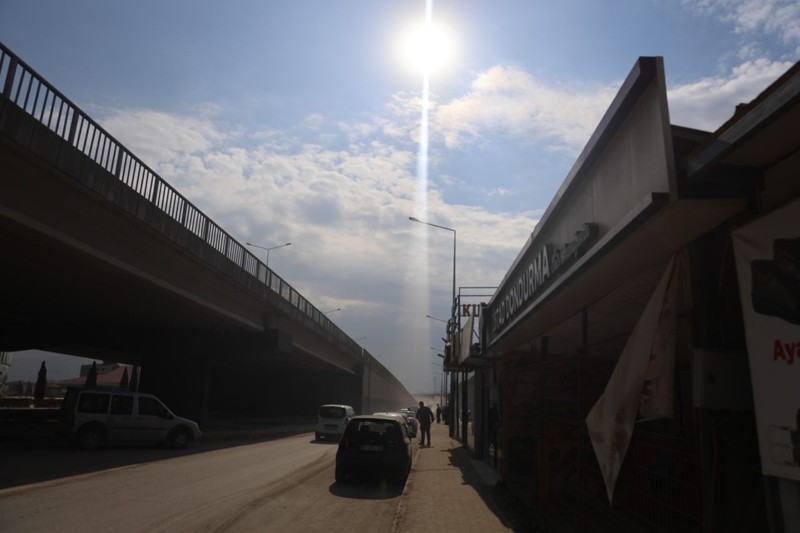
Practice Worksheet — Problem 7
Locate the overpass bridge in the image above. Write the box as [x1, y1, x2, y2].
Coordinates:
[0, 42, 415, 422]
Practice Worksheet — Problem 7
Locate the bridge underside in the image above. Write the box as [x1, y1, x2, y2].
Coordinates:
[1, 121, 364, 423]
[140, 330, 362, 423]
[3, 319, 362, 422]
[4, 316, 362, 423]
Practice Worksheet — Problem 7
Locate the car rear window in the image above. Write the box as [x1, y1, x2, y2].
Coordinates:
[347, 419, 403, 441]
[77, 392, 110, 414]
[319, 406, 346, 418]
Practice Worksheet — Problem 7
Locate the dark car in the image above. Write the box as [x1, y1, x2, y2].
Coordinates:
[335, 414, 414, 483]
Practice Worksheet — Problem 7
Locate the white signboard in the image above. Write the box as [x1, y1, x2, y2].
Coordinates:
[732, 197, 800, 481]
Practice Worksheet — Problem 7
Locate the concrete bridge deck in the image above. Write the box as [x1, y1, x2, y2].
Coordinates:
[0, 42, 415, 420]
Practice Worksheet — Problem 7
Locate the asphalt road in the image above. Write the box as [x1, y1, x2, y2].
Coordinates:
[0, 433, 408, 532]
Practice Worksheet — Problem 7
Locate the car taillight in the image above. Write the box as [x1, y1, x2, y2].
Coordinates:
[339, 435, 349, 448]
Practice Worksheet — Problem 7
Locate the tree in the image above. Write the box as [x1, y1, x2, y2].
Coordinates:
[129, 366, 139, 392]
[119, 366, 129, 390]
[34, 361, 47, 400]
[85, 361, 98, 389]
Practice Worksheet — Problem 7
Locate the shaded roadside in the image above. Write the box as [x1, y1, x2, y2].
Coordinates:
[0, 415, 317, 491]
[201, 414, 316, 441]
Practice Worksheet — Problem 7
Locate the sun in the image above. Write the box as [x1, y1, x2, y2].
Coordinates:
[399, 20, 454, 74]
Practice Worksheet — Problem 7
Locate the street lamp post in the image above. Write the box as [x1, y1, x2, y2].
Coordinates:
[410, 216, 457, 438]
[246, 241, 292, 270]
[409, 217, 456, 318]
[322, 307, 342, 314]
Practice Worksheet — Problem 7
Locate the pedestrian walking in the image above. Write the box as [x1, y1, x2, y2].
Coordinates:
[435, 403, 441, 423]
[416, 401, 434, 447]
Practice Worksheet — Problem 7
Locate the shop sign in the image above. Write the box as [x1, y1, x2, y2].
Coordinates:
[489, 223, 597, 337]
[460, 303, 481, 317]
[732, 197, 800, 481]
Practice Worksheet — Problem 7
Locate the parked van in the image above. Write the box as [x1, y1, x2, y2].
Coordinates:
[315, 404, 355, 441]
[58, 388, 201, 449]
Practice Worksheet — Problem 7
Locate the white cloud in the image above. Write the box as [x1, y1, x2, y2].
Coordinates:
[303, 113, 326, 131]
[99, 106, 536, 394]
[431, 66, 618, 154]
[101, 109, 229, 165]
[682, 0, 800, 56]
[489, 187, 512, 197]
[667, 58, 794, 130]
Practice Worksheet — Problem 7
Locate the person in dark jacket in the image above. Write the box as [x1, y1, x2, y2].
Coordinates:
[416, 401, 434, 447]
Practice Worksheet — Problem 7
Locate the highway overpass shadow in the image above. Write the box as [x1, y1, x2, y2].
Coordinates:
[0, 420, 316, 491]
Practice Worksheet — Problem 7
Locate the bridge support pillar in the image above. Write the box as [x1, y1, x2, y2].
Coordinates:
[140, 351, 211, 424]
[139, 328, 292, 424]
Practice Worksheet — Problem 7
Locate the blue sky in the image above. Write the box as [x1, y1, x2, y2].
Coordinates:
[2, 0, 798, 394]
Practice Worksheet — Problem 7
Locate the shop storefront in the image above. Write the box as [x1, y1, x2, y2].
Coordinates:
[475, 57, 800, 532]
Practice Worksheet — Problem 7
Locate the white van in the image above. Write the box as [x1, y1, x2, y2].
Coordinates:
[58, 388, 201, 449]
[315, 404, 355, 441]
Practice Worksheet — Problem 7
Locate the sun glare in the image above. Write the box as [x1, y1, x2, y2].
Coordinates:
[400, 21, 453, 74]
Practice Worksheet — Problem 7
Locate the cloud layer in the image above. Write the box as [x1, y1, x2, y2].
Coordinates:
[90, 0, 800, 394]
[97, 36, 796, 393]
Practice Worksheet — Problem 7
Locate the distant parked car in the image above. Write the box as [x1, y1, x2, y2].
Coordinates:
[396, 408, 419, 435]
[336, 414, 414, 483]
[57, 388, 201, 449]
[315, 404, 355, 441]
[373, 411, 416, 438]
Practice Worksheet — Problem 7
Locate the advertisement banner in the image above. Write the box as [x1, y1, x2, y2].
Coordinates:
[732, 198, 800, 481]
[460, 315, 474, 362]
[586, 251, 687, 503]
[450, 329, 461, 364]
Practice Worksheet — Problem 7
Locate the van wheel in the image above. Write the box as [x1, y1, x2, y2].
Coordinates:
[168, 428, 191, 449]
[78, 426, 105, 450]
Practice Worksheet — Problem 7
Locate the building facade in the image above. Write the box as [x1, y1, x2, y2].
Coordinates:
[443, 57, 800, 532]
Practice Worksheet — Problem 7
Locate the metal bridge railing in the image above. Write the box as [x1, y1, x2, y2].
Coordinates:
[0, 42, 391, 374]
